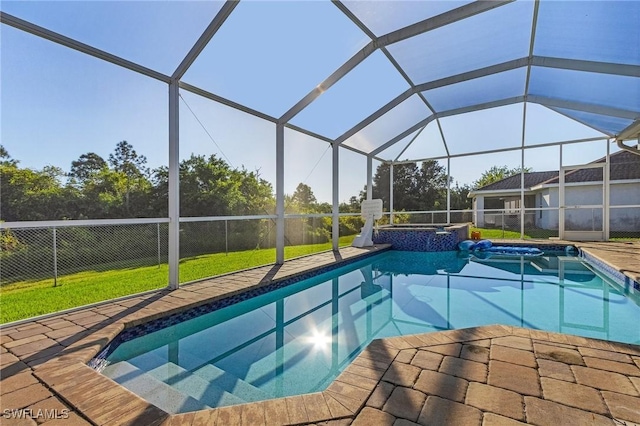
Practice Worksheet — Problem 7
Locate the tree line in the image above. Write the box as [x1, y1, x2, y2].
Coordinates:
[0, 141, 276, 221]
[0, 139, 533, 226]
[0, 141, 482, 223]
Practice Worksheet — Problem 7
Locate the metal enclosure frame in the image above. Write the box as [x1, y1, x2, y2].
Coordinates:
[2, 0, 639, 289]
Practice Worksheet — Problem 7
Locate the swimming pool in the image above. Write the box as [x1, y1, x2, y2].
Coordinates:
[97, 250, 640, 414]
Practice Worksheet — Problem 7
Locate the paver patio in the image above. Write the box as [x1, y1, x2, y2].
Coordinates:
[1, 242, 639, 425]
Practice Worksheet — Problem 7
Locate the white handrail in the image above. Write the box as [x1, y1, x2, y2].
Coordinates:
[180, 214, 276, 222]
[0, 218, 170, 229]
[1, 206, 636, 230]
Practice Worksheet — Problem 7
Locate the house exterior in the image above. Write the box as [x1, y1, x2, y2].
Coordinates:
[468, 149, 640, 235]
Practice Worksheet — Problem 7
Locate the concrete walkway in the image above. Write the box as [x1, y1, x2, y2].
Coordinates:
[576, 240, 640, 284]
[1, 242, 639, 425]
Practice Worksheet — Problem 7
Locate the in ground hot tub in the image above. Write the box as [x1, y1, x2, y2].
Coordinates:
[372, 223, 469, 251]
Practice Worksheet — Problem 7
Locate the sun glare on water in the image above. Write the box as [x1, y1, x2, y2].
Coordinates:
[306, 329, 332, 351]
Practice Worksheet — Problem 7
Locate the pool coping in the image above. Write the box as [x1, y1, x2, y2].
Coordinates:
[2, 241, 640, 425]
[1, 245, 391, 425]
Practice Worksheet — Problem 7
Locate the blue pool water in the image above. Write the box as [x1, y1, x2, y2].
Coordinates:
[100, 251, 640, 413]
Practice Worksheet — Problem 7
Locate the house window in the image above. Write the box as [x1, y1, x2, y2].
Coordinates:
[504, 197, 520, 214]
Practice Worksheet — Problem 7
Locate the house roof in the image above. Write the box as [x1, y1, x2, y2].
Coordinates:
[475, 171, 558, 192]
[544, 149, 640, 184]
[472, 149, 640, 193]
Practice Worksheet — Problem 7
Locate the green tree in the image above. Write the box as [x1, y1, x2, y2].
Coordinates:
[472, 165, 532, 189]
[0, 163, 75, 221]
[69, 152, 107, 183]
[341, 196, 361, 213]
[449, 182, 472, 210]
[153, 154, 274, 217]
[291, 183, 317, 211]
[367, 160, 448, 211]
[0, 145, 17, 167]
[416, 160, 448, 210]
[78, 167, 130, 218]
[64, 145, 154, 219]
[108, 141, 150, 214]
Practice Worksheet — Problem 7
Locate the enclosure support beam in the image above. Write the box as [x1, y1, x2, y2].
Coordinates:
[280, 42, 378, 123]
[389, 163, 394, 224]
[276, 124, 285, 264]
[370, 116, 437, 156]
[520, 0, 538, 241]
[529, 96, 638, 120]
[283, 0, 512, 129]
[559, 145, 564, 238]
[415, 58, 529, 92]
[604, 140, 610, 241]
[395, 124, 427, 162]
[179, 82, 279, 124]
[172, 1, 238, 80]
[168, 81, 180, 289]
[0, 12, 171, 84]
[531, 56, 640, 78]
[520, 147, 525, 240]
[367, 157, 373, 200]
[393, 136, 608, 164]
[335, 89, 414, 145]
[447, 158, 451, 225]
[376, 1, 513, 47]
[332, 143, 340, 251]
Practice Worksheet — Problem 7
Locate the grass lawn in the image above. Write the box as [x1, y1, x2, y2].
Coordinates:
[470, 227, 639, 241]
[469, 227, 560, 240]
[0, 235, 356, 324]
[469, 227, 523, 240]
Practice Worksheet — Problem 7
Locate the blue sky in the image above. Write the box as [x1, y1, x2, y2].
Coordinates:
[1, 1, 619, 206]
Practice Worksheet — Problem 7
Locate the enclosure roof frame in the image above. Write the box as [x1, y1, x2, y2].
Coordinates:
[2, 0, 639, 162]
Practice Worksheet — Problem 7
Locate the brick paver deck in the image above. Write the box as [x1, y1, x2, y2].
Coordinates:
[1, 242, 639, 425]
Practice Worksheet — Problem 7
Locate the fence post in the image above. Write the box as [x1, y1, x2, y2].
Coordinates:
[53, 227, 58, 287]
[501, 211, 505, 239]
[157, 223, 161, 268]
[225, 220, 228, 256]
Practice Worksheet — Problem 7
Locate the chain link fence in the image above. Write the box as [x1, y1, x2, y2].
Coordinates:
[178, 217, 277, 283]
[470, 206, 640, 240]
[388, 210, 449, 225]
[178, 218, 277, 259]
[338, 214, 363, 247]
[0, 213, 371, 290]
[381, 210, 474, 226]
[610, 206, 640, 240]
[449, 210, 473, 224]
[473, 208, 549, 239]
[1, 222, 169, 286]
[284, 216, 332, 259]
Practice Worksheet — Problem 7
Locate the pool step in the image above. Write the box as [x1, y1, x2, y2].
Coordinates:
[102, 361, 212, 414]
[148, 361, 249, 408]
[190, 363, 271, 403]
[119, 352, 270, 407]
[157, 350, 273, 405]
[125, 350, 249, 409]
